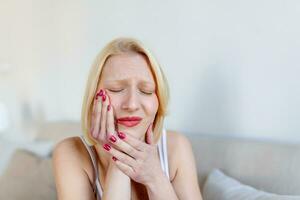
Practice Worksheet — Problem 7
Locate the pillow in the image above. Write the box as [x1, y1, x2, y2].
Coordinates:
[0, 149, 56, 200]
[0, 140, 54, 176]
[18, 141, 55, 158]
[203, 169, 300, 200]
[35, 120, 81, 142]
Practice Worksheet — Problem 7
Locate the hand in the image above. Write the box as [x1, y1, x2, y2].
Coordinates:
[90, 88, 116, 144]
[102, 124, 166, 186]
[90, 90, 131, 199]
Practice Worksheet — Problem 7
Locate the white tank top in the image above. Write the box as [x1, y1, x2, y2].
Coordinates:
[80, 129, 170, 200]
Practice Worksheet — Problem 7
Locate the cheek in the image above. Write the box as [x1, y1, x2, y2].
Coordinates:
[145, 96, 159, 117]
[108, 95, 121, 110]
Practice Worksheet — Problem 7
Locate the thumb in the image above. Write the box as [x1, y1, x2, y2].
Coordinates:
[146, 123, 154, 145]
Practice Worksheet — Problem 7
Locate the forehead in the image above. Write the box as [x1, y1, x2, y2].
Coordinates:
[100, 53, 156, 84]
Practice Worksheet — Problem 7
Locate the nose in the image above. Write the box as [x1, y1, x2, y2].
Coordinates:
[121, 88, 140, 112]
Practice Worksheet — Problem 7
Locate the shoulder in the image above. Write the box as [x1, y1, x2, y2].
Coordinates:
[165, 130, 194, 180]
[165, 131, 202, 199]
[166, 130, 192, 154]
[53, 136, 86, 162]
[53, 136, 93, 175]
[52, 137, 96, 199]
[53, 136, 84, 153]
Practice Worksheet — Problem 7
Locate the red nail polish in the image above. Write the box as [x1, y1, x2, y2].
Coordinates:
[112, 156, 117, 161]
[102, 95, 106, 102]
[117, 131, 126, 139]
[103, 144, 111, 151]
[107, 104, 111, 111]
[109, 135, 117, 143]
[96, 89, 103, 99]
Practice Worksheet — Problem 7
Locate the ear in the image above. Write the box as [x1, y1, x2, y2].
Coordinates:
[146, 123, 154, 145]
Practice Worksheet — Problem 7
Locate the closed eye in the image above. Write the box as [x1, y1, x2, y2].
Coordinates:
[140, 90, 154, 95]
[108, 89, 154, 95]
[108, 89, 123, 93]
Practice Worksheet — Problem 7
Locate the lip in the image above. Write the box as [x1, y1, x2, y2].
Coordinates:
[117, 116, 142, 127]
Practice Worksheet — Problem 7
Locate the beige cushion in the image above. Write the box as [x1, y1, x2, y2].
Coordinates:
[35, 120, 81, 142]
[203, 169, 300, 200]
[186, 134, 300, 195]
[0, 149, 56, 200]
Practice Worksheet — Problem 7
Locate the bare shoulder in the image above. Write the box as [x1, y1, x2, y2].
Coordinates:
[165, 130, 194, 180]
[166, 130, 192, 155]
[165, 131, 202, 199]
[165, 130, 196, 164]
[52, 137, 95, 199]
[53, 137, 84, 157]
[53, 136, 86, 165]
[53, 136, 93, 177]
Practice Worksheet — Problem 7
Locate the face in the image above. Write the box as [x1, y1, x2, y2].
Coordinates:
[98, 52, 159, 140]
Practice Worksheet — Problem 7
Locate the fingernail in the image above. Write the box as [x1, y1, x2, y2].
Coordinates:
[98, 89, 104, 96]
[99, 89, 104, 96]
[107, 104, 111, 111]
[103, 144, 111, 151]
[112, 156, 117, 161]
[95, 89, 103, 99]
[102, 95, 106, 102]
[109, 135, 117, 143]
[117, 131, 126, 140]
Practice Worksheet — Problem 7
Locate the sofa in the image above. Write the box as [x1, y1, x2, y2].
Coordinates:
[0, 121, 300, 199]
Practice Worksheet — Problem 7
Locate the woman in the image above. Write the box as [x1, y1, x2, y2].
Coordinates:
[53, 38, 202, 200]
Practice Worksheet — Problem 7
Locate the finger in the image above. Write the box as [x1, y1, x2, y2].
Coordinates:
[112, 157, 135, 178]
[109, 132, 141, 158]
[146, 123, 154, 145]
[117, 131, 147, 152]
[90, 98, 96, 136]
[106, 94, 117, 140]
[91, 89, 103, 139]
[103, 144, 136, 168]
[98, 90, 109, 141]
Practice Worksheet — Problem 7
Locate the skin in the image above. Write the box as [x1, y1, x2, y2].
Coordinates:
[52, 52, 203, 200]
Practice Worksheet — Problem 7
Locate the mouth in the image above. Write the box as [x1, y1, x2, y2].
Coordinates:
[117, 116, 142, 127]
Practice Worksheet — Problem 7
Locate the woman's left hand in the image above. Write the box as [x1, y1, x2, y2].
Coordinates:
[103, 124, 165, 186]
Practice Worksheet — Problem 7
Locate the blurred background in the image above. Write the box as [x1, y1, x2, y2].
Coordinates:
[0, 0, 300, 174]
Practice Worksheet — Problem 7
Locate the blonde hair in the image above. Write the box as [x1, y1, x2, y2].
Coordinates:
[81, 37, 169, 145]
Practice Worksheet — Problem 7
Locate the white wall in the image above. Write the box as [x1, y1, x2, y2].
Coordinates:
[0, 0, 299, 142]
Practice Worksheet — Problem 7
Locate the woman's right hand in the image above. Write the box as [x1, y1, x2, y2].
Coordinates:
[90, 89, 131, 200]
[90, 88, 115, 144]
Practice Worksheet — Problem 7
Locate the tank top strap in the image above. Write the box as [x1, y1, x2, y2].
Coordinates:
[157, 129, 170, 179]
[79, 136, 103, 199]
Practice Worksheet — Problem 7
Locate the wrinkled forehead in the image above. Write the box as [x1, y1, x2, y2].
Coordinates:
[100, 53, 156, 85]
